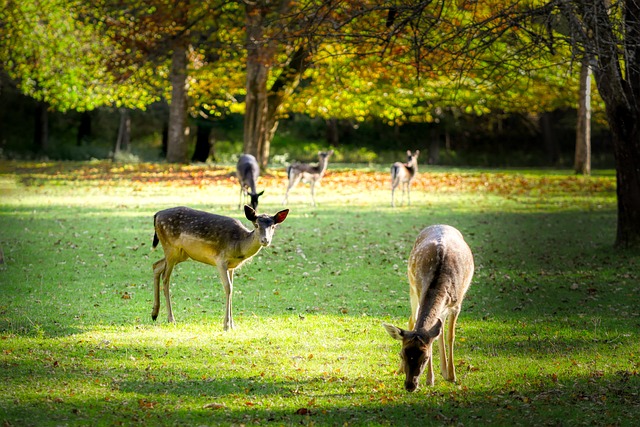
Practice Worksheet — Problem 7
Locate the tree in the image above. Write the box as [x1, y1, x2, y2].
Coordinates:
[242, 0, 320, 168]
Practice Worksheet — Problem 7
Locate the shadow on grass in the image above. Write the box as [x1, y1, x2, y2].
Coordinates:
[2, 365, 638, 426]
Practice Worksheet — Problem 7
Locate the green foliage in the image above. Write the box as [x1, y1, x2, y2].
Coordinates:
[1, 161, 638, 425]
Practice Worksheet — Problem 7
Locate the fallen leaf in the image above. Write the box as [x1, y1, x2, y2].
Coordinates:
[203, 402, 226, 410]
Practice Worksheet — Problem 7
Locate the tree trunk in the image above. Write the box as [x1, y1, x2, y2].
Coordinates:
[574, 57, 592, 175]
[429, 128, 440, 164]
[113, 108, 131, 157]
[606, 106, 640, 248]
[192, 123, 213, 162]
[540, 112, 561, 166]
[584, 0, 640, 248]
[326, 118, 339, 146]
[77, 111, 92, 146]
[166, 41, 188, 163]
[34, 101, 49, 154]
[161, 121, 168, 157]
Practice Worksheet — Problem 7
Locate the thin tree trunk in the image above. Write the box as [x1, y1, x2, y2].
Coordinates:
[34, 101, 49, 154]
[574, 57, 592, 175]
[166, 41, 188, 163]
[114, 108, 131, 157]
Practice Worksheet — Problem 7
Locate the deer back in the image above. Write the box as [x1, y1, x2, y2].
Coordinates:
[237, 154, 260, 192]
[409, 224, 473, 329]
[154, 207, 253, 265]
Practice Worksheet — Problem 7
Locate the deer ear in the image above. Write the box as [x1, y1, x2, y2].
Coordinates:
[273, 209, 289, 224]
[257, 190, 265, 196]
[414, 150, 420, 156]
[244, 205, 257, 222]
[383, 323, 405, 341]
[406, 150, 411, 156]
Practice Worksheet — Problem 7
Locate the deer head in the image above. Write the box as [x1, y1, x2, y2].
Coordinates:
[244, 205, 289, 246]
[384, 319, 443, 392]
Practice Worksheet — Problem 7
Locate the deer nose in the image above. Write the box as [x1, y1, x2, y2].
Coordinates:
[260, 237, 271, 246]
[405, 380, 418, 392]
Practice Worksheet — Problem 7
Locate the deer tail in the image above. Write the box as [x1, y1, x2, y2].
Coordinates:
[152, 214, 159, 250]
[391, 164, 399, 181]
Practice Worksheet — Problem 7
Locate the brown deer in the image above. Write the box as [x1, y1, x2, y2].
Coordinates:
[282, 150, 334, 206]
[383, 224, 474, 391]
[236, 154, 264, 211]
[391, 150, 420, 207]
[151, 205, 289, 330]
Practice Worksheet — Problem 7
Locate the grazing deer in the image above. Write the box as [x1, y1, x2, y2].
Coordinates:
[391, 150, 420, 207]
[383, 224, 474, 392]
[151, 205, 289, 331]
[282, 150, 334, 206]
[236, 154, 264, 210]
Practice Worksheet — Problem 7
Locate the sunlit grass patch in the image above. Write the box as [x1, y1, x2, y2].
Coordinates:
[1, 161, 638, 426]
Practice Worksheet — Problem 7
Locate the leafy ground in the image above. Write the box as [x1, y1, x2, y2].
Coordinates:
[0, 160, 638, 426]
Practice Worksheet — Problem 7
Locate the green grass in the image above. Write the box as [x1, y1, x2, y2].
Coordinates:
[0, 160, 638, 426]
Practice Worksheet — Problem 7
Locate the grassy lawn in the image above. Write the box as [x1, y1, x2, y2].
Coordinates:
[0, 160, 638, 426]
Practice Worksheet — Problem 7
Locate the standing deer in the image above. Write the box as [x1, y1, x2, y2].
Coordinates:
[383, 224, 474, 392]
[236, 154, 264, 210]
[391, 150, 420, 207]
[282, 150, 334, 206]
[151, 205, 289, 331]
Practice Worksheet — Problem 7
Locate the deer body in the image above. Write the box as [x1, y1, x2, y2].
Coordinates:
[152, 205, 289, 330]
[236, 154, 264, 210]
[282, 150, 334, 206]
[391, 150, 420, 207]
[384, 224, 473, 391]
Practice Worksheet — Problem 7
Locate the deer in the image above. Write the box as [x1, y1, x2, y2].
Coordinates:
[151, 205, 289, 331]
[383, 224, 474, 392]
[236, 154, 264, 211]
[282, 150, 334, 207]
[391, 150, 420, 207]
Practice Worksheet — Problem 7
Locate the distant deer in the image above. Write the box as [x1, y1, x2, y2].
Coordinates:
[282, 150, 334, 206]
[151, 205, 289, 331]
[236, 154, 264, 210]
[391, 150, 420, 207]
[383, 224, 474, 392]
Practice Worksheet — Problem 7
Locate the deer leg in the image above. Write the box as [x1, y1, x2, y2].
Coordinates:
[216, 263, 234, 331]
[407, 181, 411, 206]
[310, 180, 317, 206]
[151, 258, 166, 321]
[391, 179, 398, 207]
[282, 173, 301, 205]
[445, 310, 460, 382]
[162, 260, 177, 323]
[438, 323, 448, 380]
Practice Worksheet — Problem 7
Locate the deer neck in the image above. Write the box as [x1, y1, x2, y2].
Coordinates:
[318, 158, 329, 175]
[414, 287, 446, 332]
[239, 228, 263, 257]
